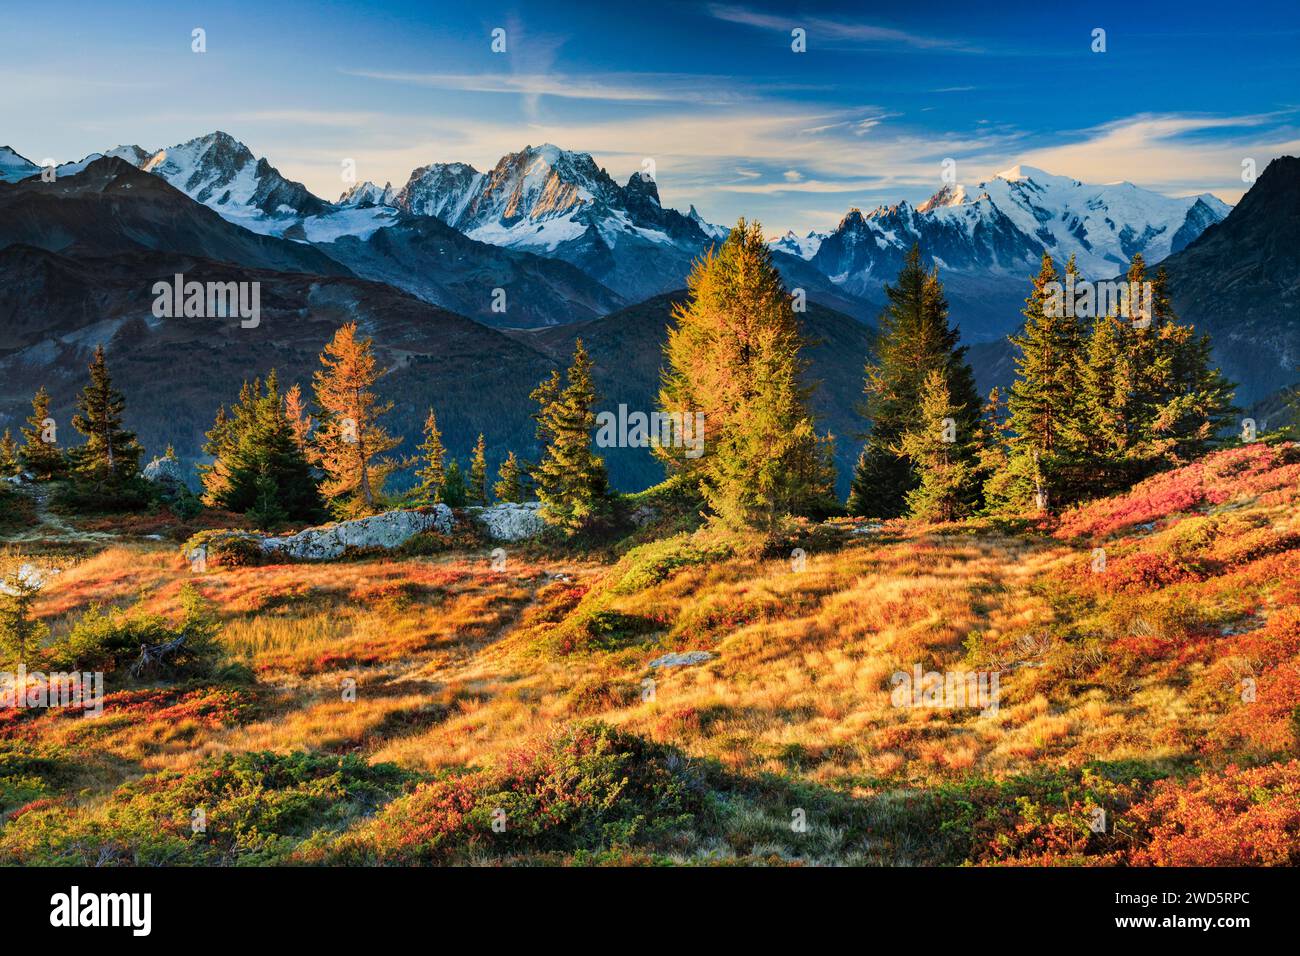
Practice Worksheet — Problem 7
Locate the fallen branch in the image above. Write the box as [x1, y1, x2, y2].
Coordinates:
[130, 631, 188, 679]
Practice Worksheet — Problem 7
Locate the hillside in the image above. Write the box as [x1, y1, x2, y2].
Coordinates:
[3, 441, 1296, 865]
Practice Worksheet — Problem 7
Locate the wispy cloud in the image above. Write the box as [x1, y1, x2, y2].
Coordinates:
[706, 3, 984, 52]
[341, 69, 808, 106]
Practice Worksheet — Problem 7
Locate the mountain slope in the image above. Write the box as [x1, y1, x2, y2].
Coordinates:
[0, 157, 349, 277]
[0, 244, 562, 486]
[1157, 155, 1300, 407]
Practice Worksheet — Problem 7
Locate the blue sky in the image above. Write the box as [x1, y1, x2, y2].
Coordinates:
[2, 0, 1298, 232]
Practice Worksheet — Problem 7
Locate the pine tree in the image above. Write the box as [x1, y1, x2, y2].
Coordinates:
[199, 372, 322, 523]
[468, 433, 489, 506]
[531, 340, 611, 533]
[1000, 254, 1087, 512]
[310, 323, 402, 516]
[68, 345, 142, 492]
[848, 246, 981, 518]
[658, 219, 835, 533]
[0, 430, 19, 478]
[494, 451, 526, 503]
[895, 370, 977, 522]
[413, 409, 447, 505]
[441, 459, 468, 507]
[19, 386, 65, 480]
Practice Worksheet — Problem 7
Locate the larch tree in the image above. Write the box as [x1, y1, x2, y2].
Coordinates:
[895, 369, 977, 522]
[468, 433, 489, 506]
[310, 323, 401, 516]
[658, 218, 835, 534]
[413, 408, 447, 505]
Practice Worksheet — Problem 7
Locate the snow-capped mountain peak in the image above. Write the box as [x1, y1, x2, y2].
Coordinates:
[338, 180, 395, 208]
[0, 145, 40, 183]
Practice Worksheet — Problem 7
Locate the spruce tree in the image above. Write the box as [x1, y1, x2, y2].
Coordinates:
[68, 345, 142, 492]
[848, 246, 980, 518]
[0, 570, 48, 666]
[468, 433, 489, 506]
[659, 219, 835, 533]
[311, 323, 401, 516]
[413, 409, 447, 505]
[1000, 254, 1086, 512]
[494, 451, 526, 503]
[532, 340, 611, 533]
[199, 373, 322, 523]
[895, 370, 977, 522]
[441, 459, 468, 507]
[19, 386, 65, 480]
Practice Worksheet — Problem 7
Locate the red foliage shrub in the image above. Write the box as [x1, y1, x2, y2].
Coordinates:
[1128, 761, 1300, 865]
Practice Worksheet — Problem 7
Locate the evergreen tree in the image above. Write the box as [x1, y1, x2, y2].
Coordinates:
[413, 409, 447, 505]
[1000, 254, 1086, 512]
[199, 372, 323, 523]
[0, 570, 48, 666]
[0, 430, 18, 478]
[68, 345, 142, 492]
[441, 459, 468, 507]
[659, 219, 836, 533]
[310, 323, 402, 516]
[494, 451, 526, 503]
[468, 433, 489, 506]
[895, 370, 977, 522]
[19, 386, 65, 480]
[531, 340, 611, 533]
[848, 246, 980, 518]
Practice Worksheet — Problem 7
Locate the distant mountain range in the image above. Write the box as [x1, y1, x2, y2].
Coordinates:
[0, 135, 1294, 493]
[0, 134, 1234, 336]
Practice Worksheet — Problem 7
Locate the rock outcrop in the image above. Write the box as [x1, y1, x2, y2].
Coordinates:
[259, 506, 455, 560]
[469, 502, 546, 541]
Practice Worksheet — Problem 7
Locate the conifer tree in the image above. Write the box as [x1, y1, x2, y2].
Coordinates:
[0, 570, 48, 666]
[413, 409, 447, 505]
[1000, 254, 1086, 511]
[0, 430, 18, 478]
[283, 383, 312, 452]
[468, 433, 489, 506]
[848, 246, 981, 518]
[494, 451, 526, 503]
[199, 373, 322, 523]
[659, 219, 835, 533]
[441, 459, 468, 507]
[531, 340, 611, 532]
[310, 323, 401, 516]
[895, 370, 977, 522]
[19, 386, 65, 480]
[68, 345, 142, 492]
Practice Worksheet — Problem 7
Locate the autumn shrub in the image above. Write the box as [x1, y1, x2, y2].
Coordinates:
[333, 722, 707, 864]
[1127, 761, 1300, 865]
[0, 750, 413, 865]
